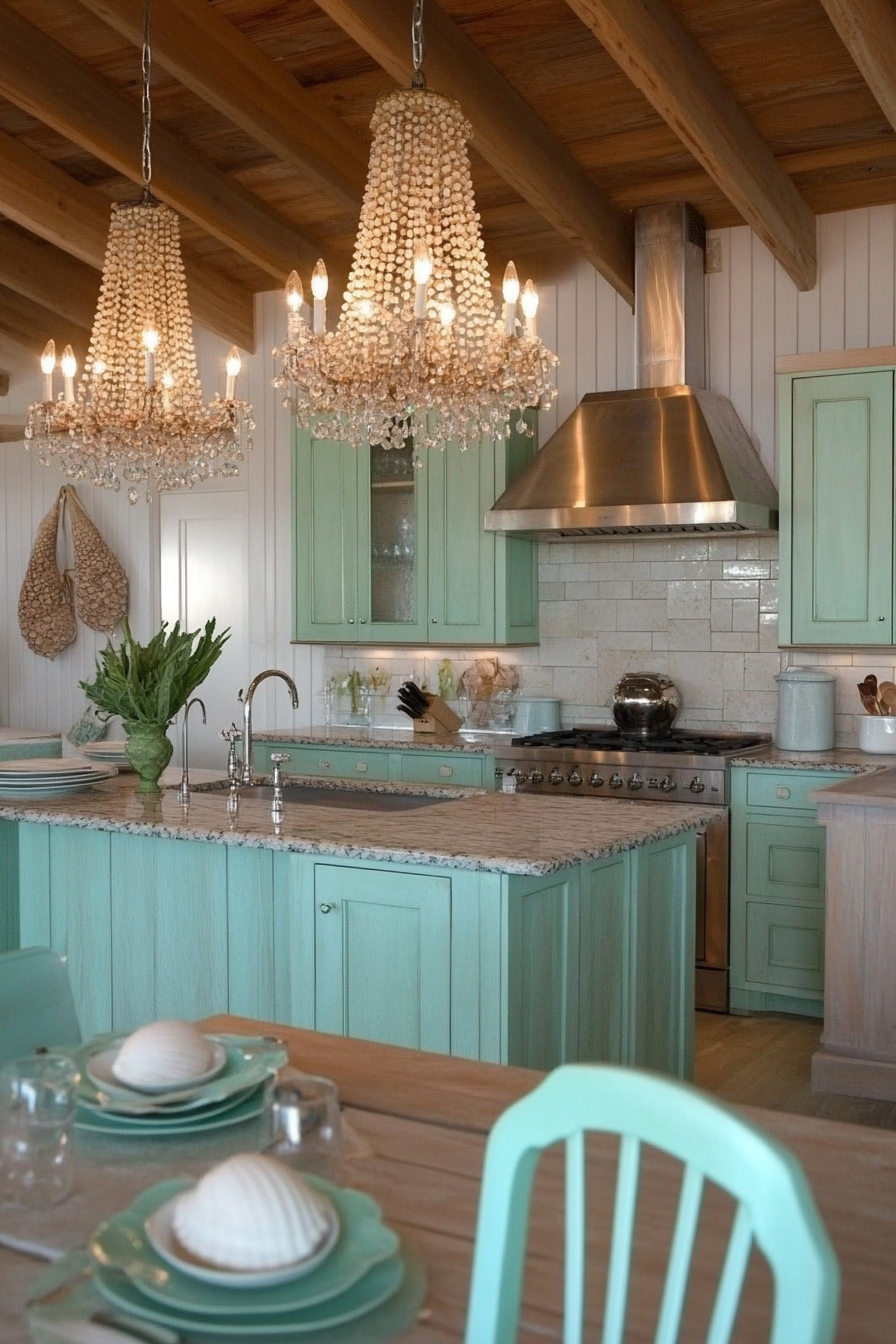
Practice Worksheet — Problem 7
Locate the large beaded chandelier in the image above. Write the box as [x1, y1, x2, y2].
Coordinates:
[25, 0, 253, 502]
[273, 0, 557, 455]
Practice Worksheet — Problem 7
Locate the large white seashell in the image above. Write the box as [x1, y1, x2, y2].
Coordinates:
[112, 1019, 215, 1089]
[172, 1153, 334, 1270]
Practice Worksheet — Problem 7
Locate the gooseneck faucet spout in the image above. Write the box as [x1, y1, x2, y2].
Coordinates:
[177, 697, 207, 803]
[240, 669, 299, 784]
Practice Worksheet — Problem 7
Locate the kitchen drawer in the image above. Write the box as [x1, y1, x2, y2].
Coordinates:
[399, 753, 486, 787]
[743, 769, 843, 812]
[254, 744, 391, 781]
[744, 900, 825, 996]
[745, 819, 825, 905]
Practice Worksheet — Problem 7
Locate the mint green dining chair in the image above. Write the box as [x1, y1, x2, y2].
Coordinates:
[464, 1064, 839, 1344]
[0, 946, 81, 1067]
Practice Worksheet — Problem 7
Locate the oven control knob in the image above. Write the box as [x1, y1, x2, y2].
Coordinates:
[688, 776, 706, 794]
[549, 768, 564, 785]
[609, 773, 623, 790]
[627, 773, 643, 791]
[660, 776, 677, 793]
[568, 769, 583, 787]
[589, 772, 604, 788]
[528, 770, 544, 784]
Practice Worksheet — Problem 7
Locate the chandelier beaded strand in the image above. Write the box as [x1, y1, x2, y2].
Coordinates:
[24, 0, 253, 502]
[272, 0, 557, 456]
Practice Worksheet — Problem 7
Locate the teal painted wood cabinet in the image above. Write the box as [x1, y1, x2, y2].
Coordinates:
[729, 767, 844, 1017]
[252, 740, 493, 789]
[12, 822, 695, 1077]
[779, 366, 895, 644]
[293, 420, 538, 645]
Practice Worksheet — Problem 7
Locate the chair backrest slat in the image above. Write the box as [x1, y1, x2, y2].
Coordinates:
[0, 946, 80, 1067]
[706, 1203, 754, 1344]
[654, 1163, 705, 1344]
[564, 1131, 586, 1344]
[601, 1134, 640, 1344]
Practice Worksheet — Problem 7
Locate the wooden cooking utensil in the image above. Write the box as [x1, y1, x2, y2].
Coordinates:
[878, 680, 896, 715]
[858, 674, 881, 715]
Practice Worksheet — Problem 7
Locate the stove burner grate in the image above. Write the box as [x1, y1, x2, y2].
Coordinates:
[510, 728, 769, 755]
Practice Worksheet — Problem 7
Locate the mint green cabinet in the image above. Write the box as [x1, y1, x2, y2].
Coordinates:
[293, 423, 538, 645]
[730, 767, 844, 1016]
[252, 740, 493, 789]
[780, 367, 895, 644]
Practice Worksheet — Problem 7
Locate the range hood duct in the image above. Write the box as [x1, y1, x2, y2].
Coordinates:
[485, 203, 778, 538]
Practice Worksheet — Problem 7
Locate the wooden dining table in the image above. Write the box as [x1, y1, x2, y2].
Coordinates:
[2, 1012, 896, 1342]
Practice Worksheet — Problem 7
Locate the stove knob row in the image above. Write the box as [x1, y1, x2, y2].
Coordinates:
[528, 770, 544, 784]
[627, 773, 643, 791]
[688, 776, 706, 794]
[568, 769, 583, 787]
[549, 768, 564, 785]
[661, 776, 676, 793]
[589, 772, 604, 788]
[609, 773, 623, 790]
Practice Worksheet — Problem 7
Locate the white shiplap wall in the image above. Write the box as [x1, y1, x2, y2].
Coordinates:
[2, 206, 895, 746]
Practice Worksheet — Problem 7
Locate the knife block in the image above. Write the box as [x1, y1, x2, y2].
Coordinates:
[413, 695, 463, 735]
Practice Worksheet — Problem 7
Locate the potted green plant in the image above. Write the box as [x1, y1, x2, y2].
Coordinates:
[81, 617, 230, 793]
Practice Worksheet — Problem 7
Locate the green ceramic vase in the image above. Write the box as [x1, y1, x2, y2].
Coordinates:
[124, 721, 173, 794]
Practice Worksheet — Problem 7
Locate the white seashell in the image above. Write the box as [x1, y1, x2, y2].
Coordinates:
[172, 1153, 334, 1271]
[112, 1019, 215, 1089]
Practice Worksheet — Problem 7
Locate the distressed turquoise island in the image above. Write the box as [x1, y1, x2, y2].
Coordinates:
[0, 773, 716, 1080]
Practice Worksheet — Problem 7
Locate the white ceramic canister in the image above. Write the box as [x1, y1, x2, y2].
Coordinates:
[774, 666, 835, 751]
[858, 715, 896, 753]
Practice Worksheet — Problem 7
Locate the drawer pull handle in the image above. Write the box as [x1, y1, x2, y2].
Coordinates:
[356, 762, 368, 772]
[776, 786, 791, 799]
[438, 765, 453, 777]
[319, 903, 334, 914]
[319, 760, 332, 771]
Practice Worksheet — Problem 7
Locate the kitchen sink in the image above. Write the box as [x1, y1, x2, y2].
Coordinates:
[238, 784, 454, 812]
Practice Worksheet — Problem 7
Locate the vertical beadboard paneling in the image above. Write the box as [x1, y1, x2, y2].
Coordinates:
[868, 205, 896, 347]
[844, 210, 870, 350]
[819, 212, 847, 351]
[750, 234, 777, 481]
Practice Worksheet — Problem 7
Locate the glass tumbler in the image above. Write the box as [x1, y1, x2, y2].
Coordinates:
[0, 1054, 79, 1207]
[264, 1070, 343, 1183]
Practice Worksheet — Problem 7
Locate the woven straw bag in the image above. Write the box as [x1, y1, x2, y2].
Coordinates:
[64, 486, 128, 635]
[17, 489, 77, 660]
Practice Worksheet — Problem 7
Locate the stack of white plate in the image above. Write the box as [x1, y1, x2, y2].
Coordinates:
[79, 740, 133, 770]
[0, 757, 118, 798]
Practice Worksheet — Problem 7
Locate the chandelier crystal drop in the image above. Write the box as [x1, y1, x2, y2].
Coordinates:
[273, 63, 558, 455]
[25, 0, 253, 502]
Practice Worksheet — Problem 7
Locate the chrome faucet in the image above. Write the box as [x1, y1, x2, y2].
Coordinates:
[176, 697, 207, 803]
[239, 670, 299, 784]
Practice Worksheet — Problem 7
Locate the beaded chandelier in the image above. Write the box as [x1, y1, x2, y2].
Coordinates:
[273, 0, 557, 455]
[25, 0, 253, 502]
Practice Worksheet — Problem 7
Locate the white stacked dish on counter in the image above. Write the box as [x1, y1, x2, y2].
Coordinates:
[0, 756, 118, 798]
[78, 740, 133, 770]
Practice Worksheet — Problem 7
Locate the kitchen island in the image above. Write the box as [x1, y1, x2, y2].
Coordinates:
[0, 775, 717, 1079]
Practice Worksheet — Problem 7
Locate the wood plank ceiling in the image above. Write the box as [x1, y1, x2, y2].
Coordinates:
[0, 0, 892, 357]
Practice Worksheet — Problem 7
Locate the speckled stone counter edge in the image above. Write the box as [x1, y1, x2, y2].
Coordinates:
[729, 747, 896, 771]
[252, 727, 502, 753]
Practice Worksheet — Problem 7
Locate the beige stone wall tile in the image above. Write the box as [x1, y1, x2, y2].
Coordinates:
[599, 581, 633, 599]
[577, 600, 617, 634]
[710, 599, 733, 631]
[616, 600, 668, 631]
[712, 631, 760, 652]
[663, 619, 711, 651]
[667, 580, 712, 620]
[743, 652, 780, 692]
[732, 600, 759, 631]
[540, 602, 579, 637]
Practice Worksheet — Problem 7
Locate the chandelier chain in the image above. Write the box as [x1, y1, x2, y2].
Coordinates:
[411, 0, 426, 88]
[141, 0, 152, 195]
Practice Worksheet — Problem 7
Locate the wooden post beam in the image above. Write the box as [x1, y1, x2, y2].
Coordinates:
[0, 0, 334, 288]
[0, 129, 256, 350]
[819, 0, 896, 135]
[312, 0, 635, 306]
[0, 224, 100, 330]
[77, 0, 367, 210]
[0, 425, 25, 442]
[563, 0, 817, 290]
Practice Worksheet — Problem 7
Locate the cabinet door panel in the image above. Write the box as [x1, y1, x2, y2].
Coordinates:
[630, 837, 694, 1077]
[745, 900, 824, 994]
[506, 876, 572, 1070]
[578, 856, 628, 1064]
[313, 864, 450, 1052]
[359, 442, 428, 642]
[293, 432, 359, 641]
[399, 752, 486, 787]
[791, 371, 894, 643]
[745, 820, 825, 904]
[428, 441, 495, 642]
[50, 829, 112, 1040]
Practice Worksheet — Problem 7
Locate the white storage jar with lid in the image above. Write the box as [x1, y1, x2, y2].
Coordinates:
[774, 666, 836, 751]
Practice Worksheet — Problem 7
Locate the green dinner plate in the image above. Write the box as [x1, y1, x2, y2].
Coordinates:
[93, 1249, 405, 1335]
[75, 1084, 266, 1136]
[90, 1176, 400, 1315]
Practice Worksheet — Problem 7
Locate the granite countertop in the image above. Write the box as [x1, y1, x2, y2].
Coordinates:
[808, 765, 896, 810]
[253, 727, 505, 753]
[0, 773, 719, 876]
[729, 746, 895, 772]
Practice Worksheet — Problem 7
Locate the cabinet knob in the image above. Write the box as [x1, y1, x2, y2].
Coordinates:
[360, 619, 367, 624]
[319, 903, 334, 914]
[431, 617, 438, 623]
[348, 618, 355, 624]
[880, 616, 886, 622]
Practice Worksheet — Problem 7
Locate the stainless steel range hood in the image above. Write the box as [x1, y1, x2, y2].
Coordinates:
[485, 204, 778, 538]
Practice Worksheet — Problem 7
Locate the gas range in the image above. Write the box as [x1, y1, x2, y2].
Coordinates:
[495, 727, 771, 806]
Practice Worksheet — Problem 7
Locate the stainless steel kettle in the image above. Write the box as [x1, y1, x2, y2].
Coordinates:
[612, 672, 681, 739]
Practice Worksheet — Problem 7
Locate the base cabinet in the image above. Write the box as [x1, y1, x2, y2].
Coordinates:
[13, 822, 696, 1077]
[729, 767, 844, 1017]
[252, 741, 493, 790]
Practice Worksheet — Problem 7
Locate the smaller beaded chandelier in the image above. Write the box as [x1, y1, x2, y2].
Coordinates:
[273, 0, 557, 456]
[25, 0, 253, 502]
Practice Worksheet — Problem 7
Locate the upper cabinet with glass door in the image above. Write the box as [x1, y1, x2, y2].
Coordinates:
[293, 420, 539, 645]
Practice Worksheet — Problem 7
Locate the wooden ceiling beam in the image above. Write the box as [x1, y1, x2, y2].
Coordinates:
[0, 223, 99, 330]
[563, 0, 817, 290]
[76, 0, 367, 211]
[0, 129, 256, 350]
[0, 0, 333, 288]
[819, 0, 896, 135]
[311, 0, 635, 306]
[0, 285, 90, 360]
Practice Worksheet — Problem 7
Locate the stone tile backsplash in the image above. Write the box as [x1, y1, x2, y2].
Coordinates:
[322, 534, 884, 746]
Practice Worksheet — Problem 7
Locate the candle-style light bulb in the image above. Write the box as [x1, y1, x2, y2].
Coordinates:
[311, 260, 328, 334]
[285, 270, 304, 313]
[225, 345, 241, 399]
[40, 339, 56, 401]
[413, 242, 433, 320]
[60, 344, 77, 404]
[503, 261, 520, 336]
[520, 278, 539, 338]
[142, 326, 159, 388]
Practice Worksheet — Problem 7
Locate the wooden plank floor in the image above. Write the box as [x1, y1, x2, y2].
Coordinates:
[695, 1011, 896, 1130]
